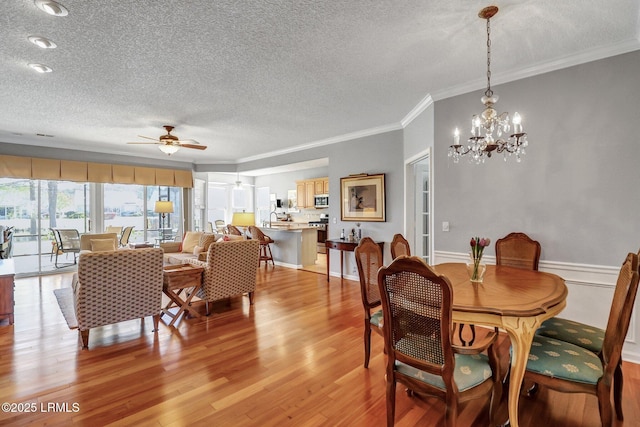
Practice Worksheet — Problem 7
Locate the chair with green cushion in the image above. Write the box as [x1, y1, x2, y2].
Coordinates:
[354, 237, 384, 368]
[377, 256, 501, 427]
[535, 249, 640, 421]
[525, 252, 639, 427]
[390, 233, 411, 259]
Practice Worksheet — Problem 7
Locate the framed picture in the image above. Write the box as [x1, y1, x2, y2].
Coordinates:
[340, 173, 385, 222]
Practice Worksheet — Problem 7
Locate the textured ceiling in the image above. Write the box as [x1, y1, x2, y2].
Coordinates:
[1, 0, 639, 164]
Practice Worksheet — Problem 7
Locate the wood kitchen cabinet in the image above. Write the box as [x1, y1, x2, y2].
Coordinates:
[305, 181, 315, 208]
[296, 177, 329, 208]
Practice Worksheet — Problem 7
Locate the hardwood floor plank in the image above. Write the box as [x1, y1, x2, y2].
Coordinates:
[0, 268, 637, 426]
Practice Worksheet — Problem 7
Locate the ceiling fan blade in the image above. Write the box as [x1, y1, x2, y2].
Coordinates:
[178, 139, 200, 144]
[181, 144, 207, 150]
[137, 135, 159, 141]
[127, 141, 161, 145]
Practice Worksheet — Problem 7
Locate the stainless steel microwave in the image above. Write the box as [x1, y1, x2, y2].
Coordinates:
[314, 194, 329, 208]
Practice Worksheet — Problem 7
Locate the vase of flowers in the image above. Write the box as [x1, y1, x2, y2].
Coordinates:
[467, 236, 490, 283]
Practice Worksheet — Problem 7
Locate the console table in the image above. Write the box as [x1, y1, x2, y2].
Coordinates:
[325, 239, 384, 282]
[0, 259, 15, 325]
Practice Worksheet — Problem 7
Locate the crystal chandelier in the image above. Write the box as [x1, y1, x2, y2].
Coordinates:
[448, 6, 528, 164]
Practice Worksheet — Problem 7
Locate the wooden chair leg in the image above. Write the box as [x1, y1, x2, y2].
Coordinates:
[364, 319, 371, 368]
[80, 329, 89, 350]
[152, 314, 160, 332]
[614, 360, 624, 420]
[248, 291, 254, 305]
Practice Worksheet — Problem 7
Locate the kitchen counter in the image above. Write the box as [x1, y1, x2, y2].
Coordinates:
[259, 226, 317, 268]
[261, 222, 315, 231]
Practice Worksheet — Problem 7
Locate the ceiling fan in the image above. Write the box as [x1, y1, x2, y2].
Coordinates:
[127, 125, 207, 155]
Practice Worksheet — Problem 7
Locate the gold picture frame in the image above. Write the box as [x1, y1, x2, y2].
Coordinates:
[340, 173, 385, 222]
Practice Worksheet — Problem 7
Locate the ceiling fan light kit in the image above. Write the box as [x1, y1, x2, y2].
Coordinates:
[158, 144, 180, 155]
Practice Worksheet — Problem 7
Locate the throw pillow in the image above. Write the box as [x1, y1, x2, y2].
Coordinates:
[91, 239, 116, 252]
[181, 231, 203, 253]
[217, 234, 243, 242]
[199, 233, 218, 251]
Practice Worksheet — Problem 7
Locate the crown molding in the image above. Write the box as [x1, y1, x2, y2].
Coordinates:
[400, 93, 434, 128]
[432, 38, 640, 101]
[235, 122, 403, 164]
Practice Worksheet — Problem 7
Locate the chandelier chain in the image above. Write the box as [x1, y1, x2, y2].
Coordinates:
[485, 16, 492, 98]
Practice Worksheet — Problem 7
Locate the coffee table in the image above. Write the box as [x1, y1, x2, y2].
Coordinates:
[162, 264, 204, 326]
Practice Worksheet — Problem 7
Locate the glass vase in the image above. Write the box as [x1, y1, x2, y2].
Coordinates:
[467, 253, 486, 283]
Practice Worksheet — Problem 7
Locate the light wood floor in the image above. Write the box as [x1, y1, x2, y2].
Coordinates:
[0, 267, 638, 426]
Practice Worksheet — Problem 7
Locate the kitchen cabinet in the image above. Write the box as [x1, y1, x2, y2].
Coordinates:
[296, 177, 329, 208]
[296, 182, 306, 208]
[305, 181, 315, 208]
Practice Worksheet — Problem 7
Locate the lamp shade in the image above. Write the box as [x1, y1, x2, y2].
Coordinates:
[154, 201, 174, 214]
[231, 212, 255, 227]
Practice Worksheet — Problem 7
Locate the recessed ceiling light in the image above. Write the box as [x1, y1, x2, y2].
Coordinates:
[34, 0, 68, 17]
[28, 36, 57, 49]
[28, 63, 53, 73]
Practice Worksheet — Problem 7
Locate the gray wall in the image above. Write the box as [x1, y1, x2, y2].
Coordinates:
[404, 103, 434, 159]
[433, 51, 640, 265]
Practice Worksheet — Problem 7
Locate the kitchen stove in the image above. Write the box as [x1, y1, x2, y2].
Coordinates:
[309, 216, 328, 253]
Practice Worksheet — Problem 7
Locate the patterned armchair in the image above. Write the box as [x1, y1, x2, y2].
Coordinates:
[185, 239, 260, 315]
[72, 247, 164, 349]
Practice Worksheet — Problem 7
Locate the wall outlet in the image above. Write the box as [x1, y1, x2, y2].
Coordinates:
[442, 221, 450, 232]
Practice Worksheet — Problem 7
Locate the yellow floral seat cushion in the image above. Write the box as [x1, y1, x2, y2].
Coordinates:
[525, 335, 603, 385]
[536, 317, 603, 353]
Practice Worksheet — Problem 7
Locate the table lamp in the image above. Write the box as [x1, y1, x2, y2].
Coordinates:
[154, 201, 174, 238]
[231, 211, 255, 239]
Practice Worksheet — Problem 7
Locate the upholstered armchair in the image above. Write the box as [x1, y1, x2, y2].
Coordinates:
[185, 239, 260, 315]
[72, 247, 164, 349]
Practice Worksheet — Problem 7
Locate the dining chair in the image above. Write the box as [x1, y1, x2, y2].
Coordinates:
[377, 256, 500, 427]
[524, 252, 639, 427]
[354, 237, 384, 368]
[214, 219, 226, 233]
[119, 226, 134, 247]
[226, 224, 242, 236]
[105, 225, 123, 235]
[50, 228, 81, 268]
[248, 226, 275, 267]
[390, 233, 411, 259]
[495, 232, 541, 270]
[534, 248, 640, 421]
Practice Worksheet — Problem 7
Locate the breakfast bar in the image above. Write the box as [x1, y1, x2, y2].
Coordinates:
[258, 224, 318, 268]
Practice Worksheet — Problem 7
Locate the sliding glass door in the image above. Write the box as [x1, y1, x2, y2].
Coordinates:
[0, 178, 183, 277]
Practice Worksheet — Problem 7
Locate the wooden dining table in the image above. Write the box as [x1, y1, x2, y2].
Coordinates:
[434, 263, 568, 427]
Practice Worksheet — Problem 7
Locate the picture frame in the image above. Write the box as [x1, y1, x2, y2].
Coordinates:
[340, 173, 385, 222]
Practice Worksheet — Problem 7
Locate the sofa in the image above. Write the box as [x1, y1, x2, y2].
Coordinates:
[160, 231, 222, 265]
[185, 239, 260, 314]
[72, 247, 164, 349]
